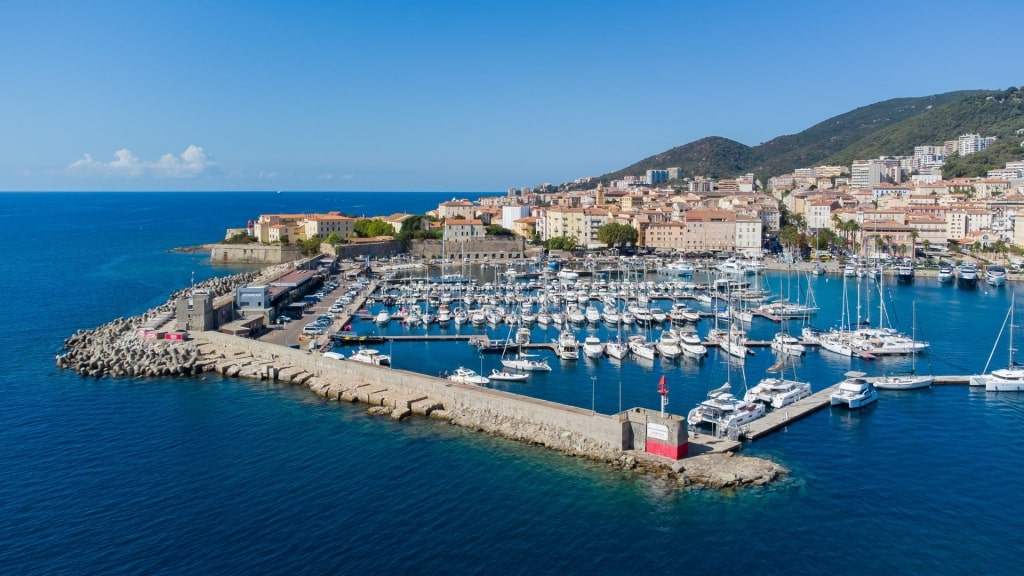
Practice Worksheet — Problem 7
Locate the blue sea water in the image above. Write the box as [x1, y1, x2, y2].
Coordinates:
[1, 192, 1021, 575]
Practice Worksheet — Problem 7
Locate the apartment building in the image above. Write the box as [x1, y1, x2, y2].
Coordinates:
[436, 199, 476, 220]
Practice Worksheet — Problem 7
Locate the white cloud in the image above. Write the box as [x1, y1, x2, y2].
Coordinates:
[68, 145, 215, 177]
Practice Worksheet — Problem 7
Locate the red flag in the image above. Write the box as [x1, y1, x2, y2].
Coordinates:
[658, 375, 667, 395]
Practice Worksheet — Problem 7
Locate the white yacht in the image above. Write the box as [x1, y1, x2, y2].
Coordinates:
[830, 371, 879, 409]
[601, 307, 620, 325]
[770, 332, 806, 356]
[349, 348, 391, 367]
[649, 307, 668, 324]
[655, 330, 682, 359]
[872, 372, 933, 390]
[679, 331, 708, 359]
[937, 265, 954, 284]
[970, 298, 1024, 391]
[374, 310, 391, 325]
[687, 383, 766, 436]
[585, 304, 602, 324]
[448, 367, 489, 385]
[957, 262, 979, 287]
[627, 334, 656, 360]
[582, 336, 604, 359]
[745, 377, 811, 409]
[604, 337, 628, 360]
[488, 369, 529, 382]
[985, 265, 1007, 287]
[664, 260, 695, 276]
[557, 330, 579, 361]
[501, 353, 552, 372]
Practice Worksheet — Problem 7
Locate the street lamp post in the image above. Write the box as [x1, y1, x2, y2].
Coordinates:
[591, 375, 596, 414]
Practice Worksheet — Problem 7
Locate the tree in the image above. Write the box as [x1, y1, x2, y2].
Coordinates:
[354, 218, 396, 238]
[325, 232, 342, 244]
[779, 225, 801, 252]
[874, 235, 886, 256]
[485, 224, 513, 236]
[596, 222, 638, 247]
[546, 236, 577, 251]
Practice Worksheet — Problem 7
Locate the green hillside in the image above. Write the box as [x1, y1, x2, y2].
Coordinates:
[825, 88, 1024, 166]
[591, 88, 1023, 186]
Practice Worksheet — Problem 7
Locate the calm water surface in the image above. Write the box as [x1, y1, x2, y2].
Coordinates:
[0, 192, 1019, 574]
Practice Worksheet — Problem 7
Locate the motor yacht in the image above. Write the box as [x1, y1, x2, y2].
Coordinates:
[557, 330, 579, 360]
[985, 265, 1007, 287]
[770, 332, 806, 356]
[745, 377, 811, 409]
[937, 265, 954, 284]
[448, 367, 489, 385]
[582, 336, 604, 359]
[679, 331, 707, 358]
[829, 371, 879, 409]
[349, 348, 391, 367]
[655, 330, 682, 359]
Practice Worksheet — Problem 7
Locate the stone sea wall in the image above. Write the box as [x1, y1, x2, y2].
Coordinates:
[55, 266, 786, 490]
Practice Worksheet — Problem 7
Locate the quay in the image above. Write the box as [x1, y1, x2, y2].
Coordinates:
[59, 257, 996, 488]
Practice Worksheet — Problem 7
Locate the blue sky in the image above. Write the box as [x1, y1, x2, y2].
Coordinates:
[1, 0, 1021, 192]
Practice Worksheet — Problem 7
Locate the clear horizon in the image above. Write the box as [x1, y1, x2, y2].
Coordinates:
[2, 0, 1021, 192]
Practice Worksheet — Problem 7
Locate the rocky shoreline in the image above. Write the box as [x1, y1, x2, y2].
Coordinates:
[55, 265, 787, 491]
[168, 243, 216, 254]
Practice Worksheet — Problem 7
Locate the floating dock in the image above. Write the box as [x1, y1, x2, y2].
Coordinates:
[741, 385, 838, 440]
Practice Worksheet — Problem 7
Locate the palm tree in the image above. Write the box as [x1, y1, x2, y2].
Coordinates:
[883, 235, 894, 257]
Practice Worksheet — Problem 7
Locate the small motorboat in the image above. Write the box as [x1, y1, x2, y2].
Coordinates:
[489, 369, 529, 382]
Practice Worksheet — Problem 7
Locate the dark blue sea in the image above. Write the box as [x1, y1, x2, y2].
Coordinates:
[1, 192, 1020, 575]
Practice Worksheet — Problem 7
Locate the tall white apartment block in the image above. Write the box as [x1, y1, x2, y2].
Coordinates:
[957, 134, 997, 156]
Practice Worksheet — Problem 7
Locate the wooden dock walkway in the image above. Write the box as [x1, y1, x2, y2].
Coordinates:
[741, 385, 838, 440]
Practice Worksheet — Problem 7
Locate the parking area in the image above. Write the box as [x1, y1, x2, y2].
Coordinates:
[258, 277, 370, 349]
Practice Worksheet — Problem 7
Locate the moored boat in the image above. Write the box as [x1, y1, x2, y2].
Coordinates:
[970, 296, 1024, 391]
[830, 371, 879, 409]
[985, 265, 1007, 287]
[957, 262, 979, 288]
[448, 367, 489, 385]
[350, 348, 391, 367]
[501, 354, 552, 372]
[488, 369, 529, 382]
[687, 383, 766, 437]
[937, 265, 954, 284]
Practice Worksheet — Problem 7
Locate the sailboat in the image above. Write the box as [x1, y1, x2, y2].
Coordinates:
[873, 302, 933, 390]
[970, 295, 1024, 391]
[604, 293, 629, 360]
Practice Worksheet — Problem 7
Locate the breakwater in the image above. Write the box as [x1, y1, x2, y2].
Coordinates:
[55, 282, 785, 490]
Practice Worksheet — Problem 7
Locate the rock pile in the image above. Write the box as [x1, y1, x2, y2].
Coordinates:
[55, 267, 285, 378]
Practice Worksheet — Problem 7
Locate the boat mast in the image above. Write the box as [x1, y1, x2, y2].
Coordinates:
[1010, 294, 1017, 370]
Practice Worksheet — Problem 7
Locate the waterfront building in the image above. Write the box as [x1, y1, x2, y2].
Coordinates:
[443, 219, 486, 241]
[436, 199, 477, 220]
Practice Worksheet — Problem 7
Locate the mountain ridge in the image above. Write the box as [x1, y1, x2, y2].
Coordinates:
[592, 88, 1020, 185]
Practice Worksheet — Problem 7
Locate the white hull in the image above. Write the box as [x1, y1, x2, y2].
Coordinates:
[819, 334, 853, 357]
[489, 369, 529, 382]
[501, 357, 552, 372]
[628, 340, 656, 360]
[745, 378, 812, 409]
[605, 342, 628, 360]
[872, 374, 933, 390]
